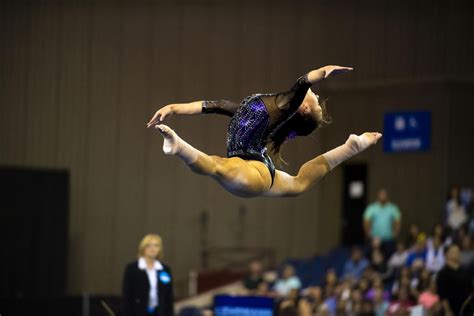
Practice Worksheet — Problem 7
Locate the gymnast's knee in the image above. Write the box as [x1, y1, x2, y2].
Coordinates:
[290, 176, 310, 196]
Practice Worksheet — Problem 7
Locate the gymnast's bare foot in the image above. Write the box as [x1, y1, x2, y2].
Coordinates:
[155, 124, 180, 155]
[346, 132, 382, 151]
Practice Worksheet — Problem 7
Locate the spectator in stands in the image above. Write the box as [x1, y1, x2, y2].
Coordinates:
[372, 287, 389, 316]
[453, 224, 469, 246]
[386, 286, 414, 316]
[335, 297, 349, 316]
[460, 235, 474, 267]
[298, 286, 325, 316]
[466, 192, 474, 235]
[323, 268, 338, 289]
[274, 264, 302, 297]
[428, 223, 451, 247]
[339, 279, 352, 302]
[357, 277, 370, 295]
[365, 236, 382, 260]
[343, 246, 370, 280]
[242, 259, 264, 293]
[405, 223, 420, 250]
[360, 299, 376, 316]
[122, 234, 174, 316]
[391, 267, 416, 298]
[405, 233, 427, 269]
[425, 234, 445, 273]
[436, 244, 472, 316]
[365, 276, 389, 301]
[361, 265, 376, 281]
[363, 189, 401, 257]
[255, 281, 271, 297]
[387, 241, 408, 276]
[278, 288, 300, 316]
[322, 285, 338, 315]
[415, 268, 432, 293]
[370, 249, 389, 280]
[347, 287, 363, 315]
[418, 278, 440, 312]
[446, 186, 467, 231]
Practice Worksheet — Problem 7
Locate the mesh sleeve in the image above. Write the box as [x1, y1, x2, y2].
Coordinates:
[202, 100, 240, 117]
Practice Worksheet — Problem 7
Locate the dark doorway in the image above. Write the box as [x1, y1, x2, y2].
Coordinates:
[341, 164, 368, 246]
[0, 166, 69, 298]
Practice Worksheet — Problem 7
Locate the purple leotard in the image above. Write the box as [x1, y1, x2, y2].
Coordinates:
[202, 74, 312, 184]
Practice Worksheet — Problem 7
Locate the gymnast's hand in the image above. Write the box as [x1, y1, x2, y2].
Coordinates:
[147, 101, 203, 127]
[320, 65, 353, 78]
[147, 104, 174, 127]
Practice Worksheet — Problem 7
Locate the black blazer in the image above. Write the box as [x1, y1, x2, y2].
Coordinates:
[122, 260, 174, 316]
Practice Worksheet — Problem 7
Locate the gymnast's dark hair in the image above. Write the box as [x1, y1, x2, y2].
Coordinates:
[268, 99, 331, 164]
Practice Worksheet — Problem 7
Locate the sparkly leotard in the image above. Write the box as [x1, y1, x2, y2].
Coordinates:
[202, 74, 312, 185]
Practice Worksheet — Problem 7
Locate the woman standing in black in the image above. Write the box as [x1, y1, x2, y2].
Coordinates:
[122, 234, 174, 316]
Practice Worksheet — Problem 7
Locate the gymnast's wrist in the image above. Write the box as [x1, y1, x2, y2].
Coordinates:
[201, 101, 213, 114]
[168, 104, 177, 113]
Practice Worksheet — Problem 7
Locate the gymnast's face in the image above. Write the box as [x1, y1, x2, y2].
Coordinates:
[298, 88, 322, 120]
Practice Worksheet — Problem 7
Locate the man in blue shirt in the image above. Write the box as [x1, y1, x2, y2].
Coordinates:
[363, 189, 401, 257]
[406, 232, 427, 268]
[343, 246, 370, 280]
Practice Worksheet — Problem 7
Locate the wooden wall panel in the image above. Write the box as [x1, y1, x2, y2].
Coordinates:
[445, 0, 474, 76]
[354, 0, 388, 82]
[0, 2, 29, 163]
[413, 0, 447, 76]
[24, 0, 61, 167]
[83, 0, 121, 293]
[384, 0, 417, 79]
[56, 0, 93, 292]
[111, 0, 154, 293]
[145, 0, 183, 269]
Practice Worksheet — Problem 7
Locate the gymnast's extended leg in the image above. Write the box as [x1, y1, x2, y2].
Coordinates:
[265, 133, 382, 197]
[155, 124, 272, 197]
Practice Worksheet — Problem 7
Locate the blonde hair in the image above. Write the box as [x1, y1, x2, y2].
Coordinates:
[137, 234, 164, 259]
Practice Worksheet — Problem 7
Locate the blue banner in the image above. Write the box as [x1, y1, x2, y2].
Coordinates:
[214, 295, 274, 316]
[383, 111, 431, 153]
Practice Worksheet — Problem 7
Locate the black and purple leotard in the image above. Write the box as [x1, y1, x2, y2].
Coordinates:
[202, 74, 312, 185]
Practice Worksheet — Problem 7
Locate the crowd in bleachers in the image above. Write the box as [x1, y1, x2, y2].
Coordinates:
[236, 187, 474, 316]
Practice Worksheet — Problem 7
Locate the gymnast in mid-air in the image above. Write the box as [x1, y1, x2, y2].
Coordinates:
[147, 65, 381, 198]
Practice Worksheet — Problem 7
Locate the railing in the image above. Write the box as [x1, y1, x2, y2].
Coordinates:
[173, 245, 276, 299]
[172, 208, 276, 299]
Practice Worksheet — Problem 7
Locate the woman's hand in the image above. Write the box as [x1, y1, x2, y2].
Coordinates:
[320, 65, 353, 78]
[147, 104, 174, 127]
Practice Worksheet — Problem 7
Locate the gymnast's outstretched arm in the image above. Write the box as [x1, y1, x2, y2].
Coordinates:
[306, 65, 354, 84]
[264, 132, 381, 197]
[275, 65, 353, 114]
[147, 100, 239, 127]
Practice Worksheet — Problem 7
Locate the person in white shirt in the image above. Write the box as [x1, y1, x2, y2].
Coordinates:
[445, 187, 467, 231]
[426, 237, 445, 273]
[273, 264, 302, 297]
[388, 241, 409, 271]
